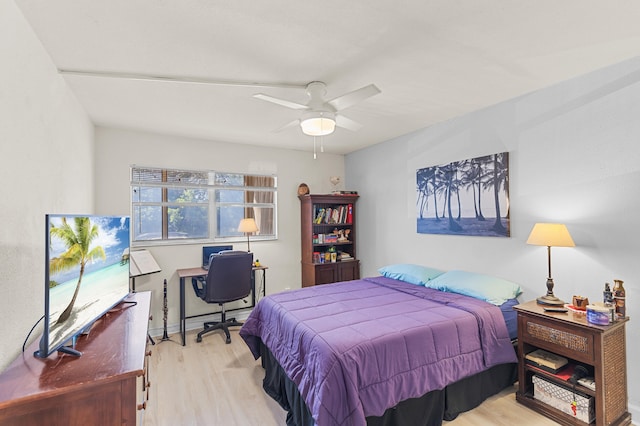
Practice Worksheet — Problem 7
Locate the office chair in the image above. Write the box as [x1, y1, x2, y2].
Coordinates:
[192, 250, 253, 344]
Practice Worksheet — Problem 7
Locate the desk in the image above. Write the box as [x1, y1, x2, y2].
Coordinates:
[176, 265, 267, 346]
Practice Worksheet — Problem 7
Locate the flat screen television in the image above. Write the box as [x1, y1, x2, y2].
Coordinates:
[35, 214, 131, 358]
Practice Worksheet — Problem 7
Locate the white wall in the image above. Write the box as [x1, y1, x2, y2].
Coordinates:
[94, 127, 345, 335]
[346, 55, 640, 419]
[0, 0, 94, 371]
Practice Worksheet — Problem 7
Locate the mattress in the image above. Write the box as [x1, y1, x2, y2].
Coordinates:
[500, 297, 519, 340]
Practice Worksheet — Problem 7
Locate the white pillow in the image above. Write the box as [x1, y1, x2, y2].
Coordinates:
[425, 270, 522, 305]
[378, 264, 445, 286]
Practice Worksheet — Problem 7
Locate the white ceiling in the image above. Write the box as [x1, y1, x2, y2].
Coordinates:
[15, 1, 640, 154]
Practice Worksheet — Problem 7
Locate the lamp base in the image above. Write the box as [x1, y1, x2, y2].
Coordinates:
[536, 294, 565, 306]
[536, 277, 565, 306]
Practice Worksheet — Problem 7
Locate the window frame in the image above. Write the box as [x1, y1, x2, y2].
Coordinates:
[130, 166, 277, 246]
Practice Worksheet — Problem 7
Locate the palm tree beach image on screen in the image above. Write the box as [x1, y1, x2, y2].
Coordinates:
[36, 215, 131, 358]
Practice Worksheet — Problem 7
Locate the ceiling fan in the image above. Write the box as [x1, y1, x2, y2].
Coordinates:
[253, 81, 381, 136]
[58, 69, 380, 137]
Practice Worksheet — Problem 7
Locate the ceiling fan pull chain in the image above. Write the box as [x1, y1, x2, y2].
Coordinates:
[320, 135, 324, 153]
[313, 136, 317, 160]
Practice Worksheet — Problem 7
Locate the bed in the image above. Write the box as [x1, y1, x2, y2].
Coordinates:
[240, 267, 520, 426]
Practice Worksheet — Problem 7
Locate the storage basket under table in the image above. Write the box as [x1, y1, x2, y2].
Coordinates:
[532, 375, 595, 424]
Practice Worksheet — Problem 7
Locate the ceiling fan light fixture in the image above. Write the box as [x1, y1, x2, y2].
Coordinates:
[300, 112, 336, 136]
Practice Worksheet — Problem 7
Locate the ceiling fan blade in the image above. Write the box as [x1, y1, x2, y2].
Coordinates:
[335, 115, 363, 132]
[253, 93, 308, 110]
[273, 119, 301, 133]
[327, 84, 381, 111]
[59, 68, 306, 89]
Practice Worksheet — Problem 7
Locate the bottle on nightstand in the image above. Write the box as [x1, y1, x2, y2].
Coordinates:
[603, 283, 615, 322]
[603, 282, 613, 304]
[612, 279, 626, 319]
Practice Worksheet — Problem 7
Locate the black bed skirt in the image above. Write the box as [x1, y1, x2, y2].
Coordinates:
[259, 341, 516, 426]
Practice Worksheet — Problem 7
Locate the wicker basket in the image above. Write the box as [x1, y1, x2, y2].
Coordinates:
[533, 375, 594, 424]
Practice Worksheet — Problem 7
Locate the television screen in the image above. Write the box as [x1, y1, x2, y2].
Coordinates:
[36, 214, 131, 358]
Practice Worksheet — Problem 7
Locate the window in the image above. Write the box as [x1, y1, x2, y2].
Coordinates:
[131, 167, 277, 244]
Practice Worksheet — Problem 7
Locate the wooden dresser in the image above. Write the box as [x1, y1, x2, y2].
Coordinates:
[514, 300, 631, 426]
[0, 291, 152, 426]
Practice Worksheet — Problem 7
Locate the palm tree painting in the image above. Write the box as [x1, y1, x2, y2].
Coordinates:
[417, 152, 510, 237]
[49, 217, 106, 323]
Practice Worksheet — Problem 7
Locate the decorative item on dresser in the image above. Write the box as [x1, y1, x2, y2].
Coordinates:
[526, 223, 576, 306]
[514, 300, 631, 426]
[0, 291, 153, 426]
[299, 193, 359, 286]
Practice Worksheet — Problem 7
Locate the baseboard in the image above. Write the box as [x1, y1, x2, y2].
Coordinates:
[628, 401, 638, 425]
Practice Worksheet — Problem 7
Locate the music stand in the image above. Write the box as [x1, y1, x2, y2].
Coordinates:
[129, 250, 162, 344]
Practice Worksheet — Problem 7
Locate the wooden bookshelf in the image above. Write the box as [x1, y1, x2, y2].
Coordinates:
[299, 194, 360, 287]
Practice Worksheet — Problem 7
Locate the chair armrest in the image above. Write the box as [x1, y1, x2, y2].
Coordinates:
[191, 277, 206, 299]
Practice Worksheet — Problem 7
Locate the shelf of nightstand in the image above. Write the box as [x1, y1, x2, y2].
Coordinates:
[522, 364, 596, 397]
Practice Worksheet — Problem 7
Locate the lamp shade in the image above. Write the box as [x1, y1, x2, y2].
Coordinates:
[238, 218, 259, 233]
[526, 223, 575, 247]
[300, 111, 336, 136]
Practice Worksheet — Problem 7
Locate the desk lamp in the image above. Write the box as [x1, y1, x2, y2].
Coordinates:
[526, 223, 575, 306]
[238, 218, 259, 252]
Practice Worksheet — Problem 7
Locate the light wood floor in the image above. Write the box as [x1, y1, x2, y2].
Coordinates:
[143, 329, 559, 426]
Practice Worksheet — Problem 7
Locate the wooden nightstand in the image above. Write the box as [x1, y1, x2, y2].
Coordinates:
[514, 300, 631, 426]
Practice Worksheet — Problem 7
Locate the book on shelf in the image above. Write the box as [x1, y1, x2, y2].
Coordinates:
[313, 204, 353, 225]
[525, 349, 568, 374]
[324, 234, 338, 243]
[526, 362, 596, 391]
[527, 361, 573, 380]
[331, 208, 340, 223]
[314, 208, 325, 224]
[332, 190, 358, 195]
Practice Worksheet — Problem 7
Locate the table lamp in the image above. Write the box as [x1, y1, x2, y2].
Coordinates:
[526, 223, 575, 306]
[238, 218, 259, 252]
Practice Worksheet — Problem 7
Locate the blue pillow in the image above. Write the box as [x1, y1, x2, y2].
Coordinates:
[424, 270, 522, 305]
[378, 264, 445, 286]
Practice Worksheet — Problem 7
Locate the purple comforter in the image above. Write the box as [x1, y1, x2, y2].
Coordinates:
[240, 276, 516, 426]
